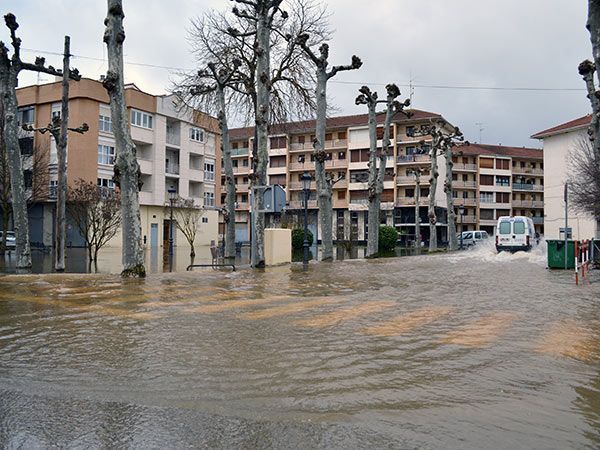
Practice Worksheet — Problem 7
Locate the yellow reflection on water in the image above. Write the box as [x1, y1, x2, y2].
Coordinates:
[186, 296, 294, 314]
[535, 320, 598, 362]
[294, 300, 395, 328]
[362, 305, 453, 336]
[440, 312, 516, 347]
[238, 298, 342, 320]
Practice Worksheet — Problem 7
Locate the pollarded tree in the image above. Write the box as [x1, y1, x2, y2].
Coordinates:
[103, 0, 145, 277]
[568, 137, 600, 219]
[0, 13, 81, 270]
[168, 197, 205, 260]
[355, 84, 410, 257]
[67, 179, 121, 267]
[295, 34, 362, 261]
[581, 0, 600, 158]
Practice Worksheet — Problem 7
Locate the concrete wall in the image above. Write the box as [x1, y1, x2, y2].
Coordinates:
[543, 130, 598, 240]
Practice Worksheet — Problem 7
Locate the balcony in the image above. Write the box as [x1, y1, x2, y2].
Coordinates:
[288, 200, 318, 209]
[348, 181, 368, 190]
[453, 163, 477, 171]
[236, 183, 250, 193]
[460, 215, 477, 224]
[513, 183, 543, 192]
[189, 168, 204, 182]
[324, 139, 348, 149]
[397, 155, 431, 164]
[233, 165, 250, 174]
[512, 199, 544, 208]
[512, 167, 543, 176]
[138, 158, 153, 175]
[230, 147, 249, 157]
[165, 162, 180, 175]
[396, 197, 429, 206]
[333, 179, 348, 189]
[166, 130, 180, 147]
[453, 197, 477, 206]
[532, 216, 544, 224]
[452, 180, 477, 189]
[235, 202, 250, 210]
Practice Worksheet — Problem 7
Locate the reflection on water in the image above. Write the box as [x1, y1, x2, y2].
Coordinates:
[0, 242, 598, 448]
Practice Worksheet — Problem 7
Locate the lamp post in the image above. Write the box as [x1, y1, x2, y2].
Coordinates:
[458, 203, 465, 250]
[168, 188, 177, 272]
[301, 171, 312, 267]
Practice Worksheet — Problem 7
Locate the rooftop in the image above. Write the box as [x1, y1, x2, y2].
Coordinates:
[459, 143, 543, 159]
[531, 115, 591, 139]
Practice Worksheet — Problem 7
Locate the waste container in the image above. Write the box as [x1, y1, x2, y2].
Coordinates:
[547, 239, 575, 269]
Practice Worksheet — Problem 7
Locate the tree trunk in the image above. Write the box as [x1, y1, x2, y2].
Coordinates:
[314, 69, 333, 261]
[55, 36, 70, 272]
[103, 0, 145, 277]
[217, 87, 236, 260]
[0, 74, 31, 270]
[250, 4, 270, 268]
[445, 147, 458, 251]
[189, 243, 195, 258]
[428, 146, 439, 251]
[0, 207, 9, 254]
[366, 103, 380, 257]
[588, 0, 600, 157]
[415, 173, 421, 252]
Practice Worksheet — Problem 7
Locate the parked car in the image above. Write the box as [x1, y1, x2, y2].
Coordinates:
[495, 216, 536, 252]
[0, 231, 16, 249]
[457, 230, 489, 247]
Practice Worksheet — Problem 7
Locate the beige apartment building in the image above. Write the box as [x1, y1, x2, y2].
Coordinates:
[452, 144, 544, 236]
[14, 78, 221, 251]
[227, 110, 451, 246]
[532, 115, 598, 240]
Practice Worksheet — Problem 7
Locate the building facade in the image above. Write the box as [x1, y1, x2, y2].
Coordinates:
[15, 78, 221, 251]
[452, 144, 545, 236]
[228, 110, 450, 246]
[532, 115, 598, 240]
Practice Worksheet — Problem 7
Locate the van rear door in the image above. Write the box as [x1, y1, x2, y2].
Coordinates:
[512, 220, 528, 247]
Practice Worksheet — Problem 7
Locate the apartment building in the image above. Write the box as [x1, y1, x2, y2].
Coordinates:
[227, 109, 451, 245]
[14, 78, 220, 250]
[532, 116, 598, 240]
[452, 144, 544, 236]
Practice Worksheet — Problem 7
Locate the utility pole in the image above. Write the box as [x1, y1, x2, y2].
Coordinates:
[564, 182, 568, 270]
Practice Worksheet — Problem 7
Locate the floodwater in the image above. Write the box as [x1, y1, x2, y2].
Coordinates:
[0, 243, 598, 448]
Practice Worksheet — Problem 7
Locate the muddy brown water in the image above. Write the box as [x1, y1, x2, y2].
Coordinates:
[0, 243, 598, 448]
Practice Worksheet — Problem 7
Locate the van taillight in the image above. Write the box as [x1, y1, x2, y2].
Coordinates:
[496, 236, 498, 246]
[526, 236, 530, 246]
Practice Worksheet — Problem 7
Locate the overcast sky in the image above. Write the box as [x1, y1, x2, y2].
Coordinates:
[1, 0, 591, 147]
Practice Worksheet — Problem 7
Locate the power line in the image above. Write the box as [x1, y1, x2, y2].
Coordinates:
[22, 47, 586, 92]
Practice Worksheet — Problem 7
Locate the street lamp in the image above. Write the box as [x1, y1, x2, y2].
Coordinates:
[458, 203, 465, 250]
[301, 171, 312, 267]
[168, 188, 177, 272]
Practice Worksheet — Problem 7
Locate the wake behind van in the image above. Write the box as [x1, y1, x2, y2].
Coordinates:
[495, 216, 536, 252]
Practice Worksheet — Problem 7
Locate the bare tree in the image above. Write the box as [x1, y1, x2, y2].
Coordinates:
[296, 35, 362, 261]
[355, 84, 410, 257]
[22, 104, 88, 270]
[441, 127, 466, 251]
[581, 0, 600, 158]
[0, 13, 80, 270]
[568, 137, 600, 218]
[67, 179, 121, 266]
[408, 167, 424, 251]
[168, 197, 205, 260]
[102, 0, 145, 277]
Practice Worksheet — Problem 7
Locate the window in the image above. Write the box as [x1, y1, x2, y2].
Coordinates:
[98, 144, 115, 165]
[131, 109, 153, 129]
[337, 190, 346, 200]
[406, 146, 416, 156]
[298, 135, 306, 144]
[204, 162, 215, 181]
[241, 194, 248, 203]
[269, 136, 286, 149]
[18, 107, 35, 125]
[202, 217, 209, 223]
[496, 192, 510, 203]
[496, 176, 510, 186]
[338, 152, 346, 160]
[270, 156, 286, 168]
[406, 188, 415, 198]
[99, 114, 112, 133]
[325, 133, 332, 141]
[190, 127, 204, 142]
[480, 175, 494, 185]
[406, 126, 415, 136]
[242, 159, 249, 167]
[204, 191, 215, 207]
[479, 158, 494, 169]
[513, 221, 525, 234]
[480, 209, 494, 220]
[480, 191, 494, 203]
[495, 159, 509, 170]
[23, 170, 33, 189]
[97, 178, 115, 189]
[338, 131, 347, 140]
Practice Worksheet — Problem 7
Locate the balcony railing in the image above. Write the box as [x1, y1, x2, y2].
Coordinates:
[165, 162, 180, 175]
[513, 183, 543, 191]
[460, 215, 477, 224]
[452, 180, 477, 188]
[512, 199, 544, 208]
[166, 130, 180, 146]
[532, 216, 544, 224]
[453, 197, 477, 206]
[397, 155, 431, 164]
[235, 202, 250, 210]
[512, 167, 543, 176]
[453, 163, 477, 171]
[288, 200, 318, 209]
[230, 148, 249, 157]
[396, 197, 429, 206]
[349, 198, 368, 205]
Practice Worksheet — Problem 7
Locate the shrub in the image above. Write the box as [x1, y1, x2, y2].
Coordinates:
[292, 228, 314, 250]
[378, 225, 398, 252]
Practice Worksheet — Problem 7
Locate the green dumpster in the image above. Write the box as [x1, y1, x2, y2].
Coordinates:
[547, 239, 575, 269]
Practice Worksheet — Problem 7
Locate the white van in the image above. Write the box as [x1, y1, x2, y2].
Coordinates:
[495, 216, 536, 252]
[457, 230, 489, 247]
